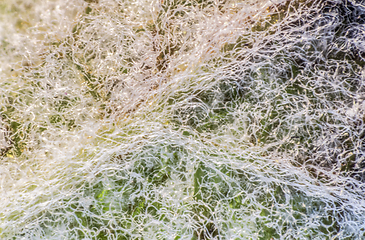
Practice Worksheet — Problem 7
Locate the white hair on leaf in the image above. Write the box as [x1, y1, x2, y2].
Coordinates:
[0, 0, 365, 239]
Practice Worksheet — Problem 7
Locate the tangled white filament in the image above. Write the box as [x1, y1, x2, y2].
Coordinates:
[0, 0, 365, 239]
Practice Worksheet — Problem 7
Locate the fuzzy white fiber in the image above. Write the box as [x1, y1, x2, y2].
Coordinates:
[1, 0, 365, 239]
